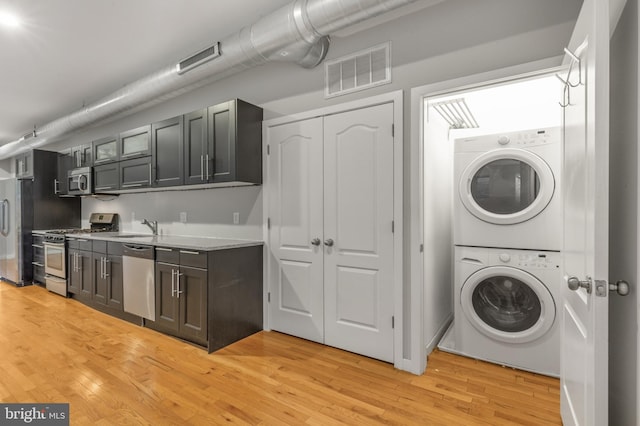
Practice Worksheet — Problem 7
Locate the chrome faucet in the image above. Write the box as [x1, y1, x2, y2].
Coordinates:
[141, 219, 158, 235]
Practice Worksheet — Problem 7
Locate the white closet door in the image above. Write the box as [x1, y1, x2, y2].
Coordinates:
[267, 118, 325, 343]
[323, 103, 395, 362]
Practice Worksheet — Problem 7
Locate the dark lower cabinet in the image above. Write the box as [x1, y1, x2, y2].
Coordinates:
[155, 262, 180, 333]
[208, 245, 263, 352]
[92, 253, 123, 311]
[67, 248, 92, 302]
[154, 261, 207, 346]
[68, 240, 124, 316]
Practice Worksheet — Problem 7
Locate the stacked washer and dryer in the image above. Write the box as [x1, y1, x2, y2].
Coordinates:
[440, 127, 563, 377]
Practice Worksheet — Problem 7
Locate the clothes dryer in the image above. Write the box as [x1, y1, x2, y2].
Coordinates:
[454, 127, 562, 251]
[452, 246, 560, 377]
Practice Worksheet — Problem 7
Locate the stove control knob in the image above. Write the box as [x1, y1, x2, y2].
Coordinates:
[499, 253, 511, 263]
[498, 136, 510, 145]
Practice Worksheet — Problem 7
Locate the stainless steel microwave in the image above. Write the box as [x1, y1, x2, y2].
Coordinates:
[68, 167, 92, 195]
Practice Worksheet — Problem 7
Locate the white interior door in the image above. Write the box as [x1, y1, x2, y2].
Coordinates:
[561, 0, 610, 424]
[323, 103, 395, 362]
[267, 118, 324, 343]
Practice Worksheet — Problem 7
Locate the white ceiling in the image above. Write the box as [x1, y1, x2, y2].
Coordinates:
[0, 0, 446, 147]
[0, 0, 294, 145]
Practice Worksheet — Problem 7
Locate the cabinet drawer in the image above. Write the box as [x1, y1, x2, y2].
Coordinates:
[93, 240, 107, 254]
[155, 246, 179, 264]
[179, 249, 207, 269]
[107, 242, 123, 256]
[67, 238, 92, 251]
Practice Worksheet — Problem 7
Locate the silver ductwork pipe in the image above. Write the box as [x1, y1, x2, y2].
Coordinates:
[0, 0, 417, 160]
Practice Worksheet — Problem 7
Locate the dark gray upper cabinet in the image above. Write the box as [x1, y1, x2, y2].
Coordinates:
[93, 162, 120, 192]
[92, 135, 119, 165]
[152, 116, 184, 187]
[119, 125, 151, 160]
[15, 152, 33, 179]
[55, 149, 74, 195]
[71, 144, 92, 168]
[212, 99, 263, 185]
[120, 156, 152, 189]
[184, 99, 263, 186]
[183, 109, 208, 185]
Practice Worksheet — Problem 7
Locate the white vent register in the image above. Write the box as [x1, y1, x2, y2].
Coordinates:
[325, 42, 391, 98]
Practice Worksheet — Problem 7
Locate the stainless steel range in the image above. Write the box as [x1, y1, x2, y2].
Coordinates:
[43, 213, 118, 296]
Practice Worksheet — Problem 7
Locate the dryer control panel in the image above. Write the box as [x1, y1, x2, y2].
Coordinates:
[493, 251, 560, 270]
[455, 127, 561, 153]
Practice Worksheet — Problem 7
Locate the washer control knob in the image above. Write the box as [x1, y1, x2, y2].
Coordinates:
[498, 136, 510, 145]
[499, 253, 511, 263]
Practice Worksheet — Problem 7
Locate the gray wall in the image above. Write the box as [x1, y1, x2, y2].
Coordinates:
[609, 0, 638, 424]
[44, 0, 582, 365]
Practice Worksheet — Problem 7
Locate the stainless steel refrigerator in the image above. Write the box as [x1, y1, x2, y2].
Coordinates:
[0, 178, 18, 283]
[0, 150, 81, 286]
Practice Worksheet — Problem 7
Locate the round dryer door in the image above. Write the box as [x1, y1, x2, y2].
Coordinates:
[460, 266, 556, 343]
[459, 148, 555, 224]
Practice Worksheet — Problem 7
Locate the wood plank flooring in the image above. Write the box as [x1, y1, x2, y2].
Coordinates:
[0, 283, 560, 425]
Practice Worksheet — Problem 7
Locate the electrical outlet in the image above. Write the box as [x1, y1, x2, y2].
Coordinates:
[233, 212, 240, 224]
[180, 212, 187, 223]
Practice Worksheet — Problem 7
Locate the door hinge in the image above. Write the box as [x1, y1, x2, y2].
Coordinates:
[392, 316, 395, 329]
[267, 218, 271, 230]
[391, 124, 395, 137]
[391, 220, 394, 233]
[267, 144, 270, 155]
[268, 292, 271, 303]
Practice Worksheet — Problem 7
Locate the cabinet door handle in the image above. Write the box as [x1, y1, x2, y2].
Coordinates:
[155, 247, 172, 252]
[104, 258, 109, 278]
[200, 155, 204, 181]
[205, 154, 210, 179]
[94, 186, 113, 191]
[179, 250, 200, 255]
[121, 183, 143, 188]
[54, 179, 60, 194]
[176, 272, 183, 298]
[171, 269, 176, 297]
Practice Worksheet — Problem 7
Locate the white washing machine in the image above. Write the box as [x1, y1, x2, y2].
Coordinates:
[454, 127, 562, 251]
[451, 246, 560, 377]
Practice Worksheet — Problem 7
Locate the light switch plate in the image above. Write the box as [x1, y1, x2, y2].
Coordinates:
[233, 212, 240, 224]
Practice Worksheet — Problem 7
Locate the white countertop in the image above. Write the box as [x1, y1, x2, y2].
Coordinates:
[49, 231, 263, 251]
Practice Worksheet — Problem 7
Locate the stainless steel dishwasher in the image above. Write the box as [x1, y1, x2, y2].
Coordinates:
[122, 244, 155, 321]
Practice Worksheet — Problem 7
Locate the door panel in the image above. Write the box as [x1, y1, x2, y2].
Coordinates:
[323, 103, 395, 363]
[268, 118, 324, 343]
[560, 0, 610, 424]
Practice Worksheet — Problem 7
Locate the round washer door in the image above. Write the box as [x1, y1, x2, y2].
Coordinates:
[459, 148, 555, 224]
[460, 266, 556, 344]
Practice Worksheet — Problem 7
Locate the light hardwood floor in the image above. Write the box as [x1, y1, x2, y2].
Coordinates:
[0, 282, 560, 425]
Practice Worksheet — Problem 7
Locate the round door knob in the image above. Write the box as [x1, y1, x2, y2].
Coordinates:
[610, 280, 630, 296]
[311, 238, 321, 246]
[567, 276, 591, 294]
[324, 238, 334, 247]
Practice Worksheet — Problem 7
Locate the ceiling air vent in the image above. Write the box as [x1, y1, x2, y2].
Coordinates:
[177, 42, 221, 75]
[325, 42, 391, 98]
